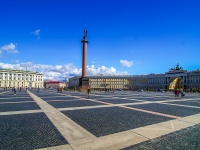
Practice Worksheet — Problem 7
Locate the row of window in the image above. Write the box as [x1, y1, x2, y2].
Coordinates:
[1, 82, 43, 87]
[0, 73, 42, 78]
[188, 80, 200, 83]
[90, 79, 128, 81]
[90, 79, 200, 84]
[0, 77, 42, 81]
[90, 82, 128, 84]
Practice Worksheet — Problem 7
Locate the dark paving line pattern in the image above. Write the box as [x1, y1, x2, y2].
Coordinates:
[127, 103, 200, 117]
[48, 100, 106, 108]
[0, 102, 41, 112]
[62, 107, 172, 137]
[122, 123, 200, 150]
[0, 113, 68, 150]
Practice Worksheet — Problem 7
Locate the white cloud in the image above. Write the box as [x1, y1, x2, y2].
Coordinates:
[34, 29, 40, 36]
[31, 29, 40, 39]
[120, 60, 133, 68]
[87, 65, 116, 75]
[0, 62, 129, 81]
[0, 43, 18, 54]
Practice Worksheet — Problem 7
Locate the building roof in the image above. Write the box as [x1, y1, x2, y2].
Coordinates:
[0, 68, 43, 75]
[46, 81, 65, 84]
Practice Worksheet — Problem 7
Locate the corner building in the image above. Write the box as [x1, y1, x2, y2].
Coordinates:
[0, 69, 44, 88]
[69, 64, 200, 91]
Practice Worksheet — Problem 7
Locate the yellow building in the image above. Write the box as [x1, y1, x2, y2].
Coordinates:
[0, 69, 44, 88]
[69, 64, 200, 92]
[89, 76, 130, 90]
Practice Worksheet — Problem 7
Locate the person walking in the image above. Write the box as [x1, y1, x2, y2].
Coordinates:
[13, 88, 16, 95]
[174, 89, 177, 97]
[181, 90, 185, 97]
[177, 90, 180, 97]
[87, 88, 91, 97]
[60, 87, 62, 93]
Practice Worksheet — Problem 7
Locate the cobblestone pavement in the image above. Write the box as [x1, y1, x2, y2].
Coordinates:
[0, 88, 200, 149]
[122, 123, 200, 150]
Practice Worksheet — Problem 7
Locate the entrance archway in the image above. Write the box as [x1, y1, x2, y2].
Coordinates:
[169, 78, 183, 90]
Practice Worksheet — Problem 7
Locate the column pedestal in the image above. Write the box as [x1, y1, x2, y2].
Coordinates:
[78, 77, 89, 91]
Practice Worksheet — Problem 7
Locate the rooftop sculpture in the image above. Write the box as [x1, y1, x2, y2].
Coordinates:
[170, 63, 183, 70]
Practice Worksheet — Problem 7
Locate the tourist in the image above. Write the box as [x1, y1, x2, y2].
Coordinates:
[87, 88, 91, 97]
[174, 89, 177, 97]
[13, 88, 16, 95]
[181, 90, 185, 97]
[177, 90, 180, 97]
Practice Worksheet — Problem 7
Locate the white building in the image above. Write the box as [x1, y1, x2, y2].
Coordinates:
[0, 69, 44, 88]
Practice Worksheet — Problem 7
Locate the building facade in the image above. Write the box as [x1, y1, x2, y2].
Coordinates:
[69, 64, 200, 91]
[45, 81, 66, 89]
[0, 69, 44, 88]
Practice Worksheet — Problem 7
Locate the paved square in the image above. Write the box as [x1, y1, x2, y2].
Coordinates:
[48, 100, 106, 108]
[0, 102, 40, 112]
[62, 107, 172, 137]
[0, 89, 200, 149]
[123, 123, 200, 150]
[0, 113, 68, 150]
[93, 98, 139, 104]
[127, 103, 200, 117]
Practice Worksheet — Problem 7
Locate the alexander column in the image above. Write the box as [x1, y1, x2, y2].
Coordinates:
[79, 29, 89, 90]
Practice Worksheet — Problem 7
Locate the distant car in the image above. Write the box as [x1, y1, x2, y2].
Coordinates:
[117, 89, 122, 91]
[157, 89, 165, 92]
[137, 89, 143, 92]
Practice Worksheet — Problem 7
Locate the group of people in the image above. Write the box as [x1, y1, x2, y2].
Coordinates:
[174, 89, 185, 97]
[11, 87, 29, 95]
[57, 87, 63, 93]
[100, 88, 115, 93]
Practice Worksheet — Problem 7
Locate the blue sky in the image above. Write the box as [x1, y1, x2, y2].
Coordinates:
[0, 0, 200, 81]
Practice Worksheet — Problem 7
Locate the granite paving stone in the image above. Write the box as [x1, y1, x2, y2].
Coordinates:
[1, 89, 199, 149]
[31, 93, 60, 97]
[122, 123, 200, 150]
[0, 94, 30, 98]
[0, 102, 41, 112]
[41, 96, 80, 101]
[48, 100, 105, 108]
[130, 97, 160, 101]
[96, 99, 139, 104]
[1, 91, 30, 96]
[166, 101, 200, 107]
[127, 103, 200, 117]
[0, 98, 34, 103]
[62, 107, 172, 137]
[133, 97, 177, 101]
[0, 113, 68, 150]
